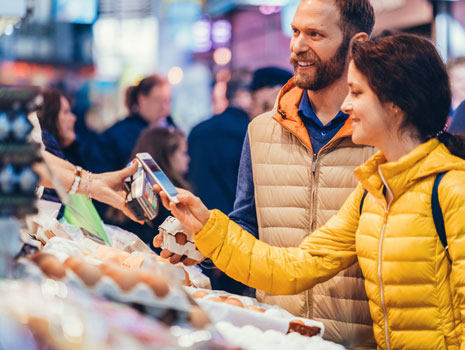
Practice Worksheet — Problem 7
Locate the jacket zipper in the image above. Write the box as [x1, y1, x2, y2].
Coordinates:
[378, 168, 392, 350]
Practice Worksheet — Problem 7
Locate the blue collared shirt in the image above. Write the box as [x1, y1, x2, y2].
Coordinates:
[298, 90, 348, 154]
[229, 90, 348, 238]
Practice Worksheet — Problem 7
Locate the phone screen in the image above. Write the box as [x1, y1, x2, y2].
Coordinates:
[141, 158, 178, 197]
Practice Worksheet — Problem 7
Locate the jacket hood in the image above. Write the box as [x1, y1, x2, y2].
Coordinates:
[271, 79, 354, 153]
[355, 138, 465, 202]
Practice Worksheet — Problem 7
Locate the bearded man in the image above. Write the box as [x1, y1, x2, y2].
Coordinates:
[227, 0, 377, 348]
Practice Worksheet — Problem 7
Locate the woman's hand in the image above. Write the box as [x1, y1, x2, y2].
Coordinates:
[156, 186, 210, 234]
[89, 162, 141, 223]
[152, 185, 210, 265]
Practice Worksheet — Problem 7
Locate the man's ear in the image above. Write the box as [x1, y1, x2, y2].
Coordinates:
[352, 32, 369, 43]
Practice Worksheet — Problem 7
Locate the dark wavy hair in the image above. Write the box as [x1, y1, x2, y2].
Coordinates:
[131, 127, 191, 190]
[36, 89, 71, 147]
[125, 74, 167, 114]
[350, 34, 465, 158]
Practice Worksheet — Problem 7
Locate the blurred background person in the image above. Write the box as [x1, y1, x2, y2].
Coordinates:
[448, 56, 465, 111]
[449, 100, 465, 135]
[37, 89, 87, 168]
[37, 89, 87, 204]
[187, 69, 252, 294]
[188, 69, 252, 215]
[248, 67, 293, 120]
[98, 74, 172, 173]
[107, 127, 190, 248]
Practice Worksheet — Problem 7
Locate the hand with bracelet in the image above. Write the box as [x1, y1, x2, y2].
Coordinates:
[37, 151, 140, 222]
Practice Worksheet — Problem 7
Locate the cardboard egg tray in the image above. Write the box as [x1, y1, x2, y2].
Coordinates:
[184, 287, 324, 338]
[159, 216, 205, 261]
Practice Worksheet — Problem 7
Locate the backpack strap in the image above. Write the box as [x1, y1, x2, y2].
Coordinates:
[359, 189, 368, 216]
[431, 172, 449, 260]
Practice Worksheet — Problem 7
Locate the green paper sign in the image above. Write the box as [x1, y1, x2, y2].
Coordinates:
[63, 194, 111, 246]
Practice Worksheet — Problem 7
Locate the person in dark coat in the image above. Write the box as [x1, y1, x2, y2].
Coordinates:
[449, 100, 465, 135]
[187, 67, 292, 294]
[187, 73, 252, 215]
[98, 74, 172, 172]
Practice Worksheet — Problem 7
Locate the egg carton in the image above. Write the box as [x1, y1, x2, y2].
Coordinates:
[159, 216, 204, 261]
[185, 287, 324, 338]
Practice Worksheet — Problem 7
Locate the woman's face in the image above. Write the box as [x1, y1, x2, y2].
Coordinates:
[58, 96, 77, 147]
[170, 138, 190, 176]
[342, 61, 398, 148]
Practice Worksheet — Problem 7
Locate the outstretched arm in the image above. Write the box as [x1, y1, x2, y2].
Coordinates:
[154, 185, 363, 295]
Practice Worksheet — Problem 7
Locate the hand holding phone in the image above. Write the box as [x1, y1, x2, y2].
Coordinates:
[135, 152, 179, 203]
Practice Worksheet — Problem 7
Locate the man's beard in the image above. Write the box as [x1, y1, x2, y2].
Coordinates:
[290, 36, 350, 91]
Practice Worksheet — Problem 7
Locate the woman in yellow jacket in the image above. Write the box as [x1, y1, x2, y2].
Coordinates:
[155, 34, 465, 350]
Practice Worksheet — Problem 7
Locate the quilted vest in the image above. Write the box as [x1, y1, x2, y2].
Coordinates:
[248, 109, 376, 349]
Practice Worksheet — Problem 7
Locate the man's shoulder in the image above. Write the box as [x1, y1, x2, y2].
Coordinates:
[250, 110, 277, 127]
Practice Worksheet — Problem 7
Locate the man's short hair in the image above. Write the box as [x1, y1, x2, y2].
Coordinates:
[334, 0, 375, 38]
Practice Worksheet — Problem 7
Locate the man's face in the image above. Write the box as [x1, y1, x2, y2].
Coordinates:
[289, 0, 350, 91]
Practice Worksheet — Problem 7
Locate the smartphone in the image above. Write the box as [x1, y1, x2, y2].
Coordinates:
[136, 152, 179, 203]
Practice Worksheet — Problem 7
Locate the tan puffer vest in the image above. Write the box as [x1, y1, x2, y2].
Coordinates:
[248, 81, 376, 349]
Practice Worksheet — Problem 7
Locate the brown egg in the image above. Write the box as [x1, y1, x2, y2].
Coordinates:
[218, 296, 228, 301]
[72, 263, 102, 287]
[224, 297, 243, 308]
[290, 319, 305, 325]
[100, 263, 138, 292]
[245, 305, 266, 313]
[38, 255, 67, 280]
[174, 232, 187, 245]
[188, 306, 210, 329]
[192, 290, 209, 299]
[206, 297, 222, 303]
[182, 270, 192, 287]
[139, 271, 170, 298]
[44, 230, 55, 239]
[64, 256, 83, 270]
[30, 252, 48, 264]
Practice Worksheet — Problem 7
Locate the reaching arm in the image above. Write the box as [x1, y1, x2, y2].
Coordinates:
[36, 150, 139, 222]
[155, 185, 364, 295]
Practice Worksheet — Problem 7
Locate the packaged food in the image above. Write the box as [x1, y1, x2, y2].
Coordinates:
[159, 216, 204, 261]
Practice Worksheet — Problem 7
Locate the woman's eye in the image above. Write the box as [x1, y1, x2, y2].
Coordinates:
[351, 91, 360, 96]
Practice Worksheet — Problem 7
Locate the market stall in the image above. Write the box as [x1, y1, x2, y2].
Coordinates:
[0, 85, 345, 350]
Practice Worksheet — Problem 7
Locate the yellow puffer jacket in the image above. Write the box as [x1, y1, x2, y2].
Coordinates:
[194, 139, 465, 350]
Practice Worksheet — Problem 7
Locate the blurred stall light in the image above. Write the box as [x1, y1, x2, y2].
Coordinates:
[4, 24, 14, 36]
[194, 20, 212, 52]
[258, 5, 281, 15]
[168, 66, 184, 85]
[212, 20, 231, 44]
[436, 14, 465, 61]
[93, 17, 159, 79]
[236, 0, 289, 5]
[213, 48, 232, 66]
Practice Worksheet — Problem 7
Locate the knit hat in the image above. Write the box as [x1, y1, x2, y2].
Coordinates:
[249, 67, 293, 92]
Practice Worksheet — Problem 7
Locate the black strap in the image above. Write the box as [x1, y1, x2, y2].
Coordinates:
[359, 189, 368, 216]
[358, 172, 448, 256]
[432, 172, 448, 251]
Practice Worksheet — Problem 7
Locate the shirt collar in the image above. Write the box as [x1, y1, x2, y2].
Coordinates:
[298, 89, 348, 128]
